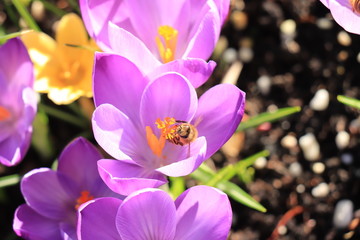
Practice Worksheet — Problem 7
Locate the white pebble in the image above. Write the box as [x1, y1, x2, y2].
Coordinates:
[222, 48, 238, 63]
[337, 31, 352, 46]
[280, 19, 296, 36]
[341, 153, 353, 165]
[257, 75, 272, 95]
[335, 131, 350, 149]
[310, 89, 330, 111]
[289, 162, 302, 177]
[296, 184, 306, 193]
[311, 182, 330, 198]
[238, 47, 253, 63]
[312, 162, 325, 174]
[316, 18, 333, 30]
[281, 134, 298, 149]
[277, 225, 287, 235]
[299, 133, 320, 161]
[333, 199, 354, 229]
[253, 157, 267, 169]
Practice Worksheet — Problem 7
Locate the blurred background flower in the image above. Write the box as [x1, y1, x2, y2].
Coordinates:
[0, 38, 37, 167]
[21, 13, 98, 105]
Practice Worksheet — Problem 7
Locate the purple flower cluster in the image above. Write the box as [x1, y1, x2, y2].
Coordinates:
[7, 0, 247, 239]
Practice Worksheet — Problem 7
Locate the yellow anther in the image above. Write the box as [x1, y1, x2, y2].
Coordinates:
[155, 25, 178, 63]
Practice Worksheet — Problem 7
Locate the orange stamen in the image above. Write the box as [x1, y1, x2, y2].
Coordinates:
[0, 106, 11, 121]
[75, 190, 94, 210]
[155, 25, 178, 63]
[155, 117, 178, 140]
[146, 126, 166, 157]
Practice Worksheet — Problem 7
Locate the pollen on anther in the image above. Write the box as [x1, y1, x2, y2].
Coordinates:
[155, 117, 177, 140]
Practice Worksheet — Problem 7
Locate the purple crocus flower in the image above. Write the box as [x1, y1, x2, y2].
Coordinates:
[92, 53, 245, 195]
[13, 137, 121, 240]
[0, 38, 37, 166]
[79, 0, 229, 72]
[78, 185, 232, 240]
[320, 0, 360, 35]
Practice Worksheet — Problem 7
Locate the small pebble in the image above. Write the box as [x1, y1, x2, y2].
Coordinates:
[312, 162, 325, 174]
[333, 199, 354, 229]
[316, 17, 333, 30]
[335, 131, 350, 149]
[296, 184, 306, 194]
[257, 75, 272, 95]
[310, 89, 330, 111]
[341, 153, 353, 165]
[299, 133, 320, 161]
[281, 134, 297, 149]
[337, 31, 352, 46]
[31, 0, 45, 21]
[238, 47, 253, 63]
[289, 162, 302, 177]
[280, 19, 296, 36]
[254, 157, 267, 169]
[311, 182, 330, 198]
[278, 225, 287, 235]
[222, 48, 238, 63]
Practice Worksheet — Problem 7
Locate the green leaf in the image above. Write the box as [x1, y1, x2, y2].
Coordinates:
[0, 30, 34, 43]
[0, 174, 21, 188]
[31, 110, 54, 159]
[206, 150, 269, 187]
[237, 106, 301, 132]
[169, 177, 186, 198]
[191, 163, 267, 212]
[12, 0, 41, 31]
[337, 95, 360, 110]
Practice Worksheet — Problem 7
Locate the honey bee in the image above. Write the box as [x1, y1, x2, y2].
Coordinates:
[350, 0, 360, 13]
[167, 120, 198, 157]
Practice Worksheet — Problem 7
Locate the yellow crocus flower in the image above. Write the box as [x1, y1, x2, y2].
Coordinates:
[21, 13, 98, 105]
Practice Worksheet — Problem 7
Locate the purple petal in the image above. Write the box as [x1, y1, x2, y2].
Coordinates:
[140, 72, 198, 128]
[0, 130, 32, 167]
[320, 0, 360, 35]
[194, 84, 245, 159]
[13, 204, 62, 240]
[57, 137, 113, 197]
[116, 188, 176, 240]
[93, 52, 147, 120]
[98, 159, 167, 196]
[79, 0, 128, 51]
[78, 197, 122, 240]
[92, 104, 145, 160]
[108, 23, 161, 73]
[212, 0, 231, 24]
[21, 168, 78, 220]
[182, 6, 221, 60]
[0, 38, 34, 89]
[147, 58, 216, 88]
[157, 137, 207, 177]
[174, 186, 232, 240]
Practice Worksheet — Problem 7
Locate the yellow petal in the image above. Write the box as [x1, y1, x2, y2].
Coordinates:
[47, 86, 83, 105]
[21, 31, 56, 70]
[55, 13, 89, 64]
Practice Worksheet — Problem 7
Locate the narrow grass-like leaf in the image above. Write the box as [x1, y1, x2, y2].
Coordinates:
[237, 106, 301, 132]
[39, 103, 87, 128]
[337, 95, 360, 110]
[31, 110, 54, 159]
[0, 30, 33, 44]
[0, 174, 21, 188]
[12, 0, 41, 31]
[191, 163, 267, 212]
[206, 150, 269, 187]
